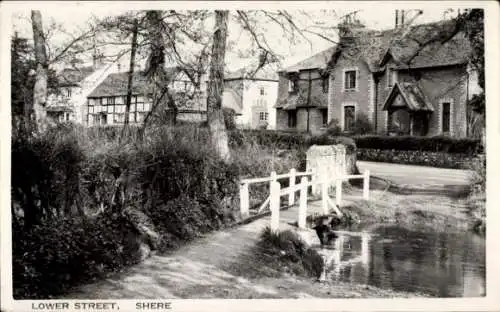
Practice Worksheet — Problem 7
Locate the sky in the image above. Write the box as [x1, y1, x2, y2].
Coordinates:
[10, 2, 466, 72]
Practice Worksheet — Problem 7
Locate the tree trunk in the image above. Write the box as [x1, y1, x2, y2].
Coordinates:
[31, 10, 48, 133]
[207, 10, 230, 162]
[122, 18, 139, 139]
[143, 10, 178, 129]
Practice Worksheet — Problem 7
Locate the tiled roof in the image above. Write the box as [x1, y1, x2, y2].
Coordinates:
[283, 46, 337, 73]
[382, 82, 434, 111]
[58, 66, 95, 86]
[328, 20, 471, 72]
[389, 22, 470, 69]
[275, 91, 328, 110]
[87, 67, 179, 98]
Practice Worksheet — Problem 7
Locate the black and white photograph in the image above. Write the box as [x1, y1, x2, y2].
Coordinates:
[0, 1, 498, 311]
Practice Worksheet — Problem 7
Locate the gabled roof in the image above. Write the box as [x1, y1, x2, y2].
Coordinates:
[87, 67, 179, 98]
[283, 46, 337, 73]
[58, 66, 95, 86]
[382, 82, 434, 111]
[328, 19, 471, 72]
[383, 20, 470, 69]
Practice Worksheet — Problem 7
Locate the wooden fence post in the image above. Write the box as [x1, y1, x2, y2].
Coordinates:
[321, 179, 329, 215]
[240, 182, 249, 219]
[311, 168, 318, 196]
[335, 178, 342, 207]
[298, 177, 308, 229]
[363, 170, 370, 200]
[270, 180, 280, 232]
[361, 232, 371, 265]
[288, 168, 296, 206]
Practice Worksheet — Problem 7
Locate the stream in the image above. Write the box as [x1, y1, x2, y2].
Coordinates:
[314, 225, 485, 297]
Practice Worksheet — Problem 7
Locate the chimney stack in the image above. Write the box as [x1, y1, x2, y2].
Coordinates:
[395, 10, 399, 28]
[401, 10, 405, 26]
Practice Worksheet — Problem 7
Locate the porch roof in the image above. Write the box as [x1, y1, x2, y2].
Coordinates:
[382, 82, 434, 112]
[274, 92, 327, 110]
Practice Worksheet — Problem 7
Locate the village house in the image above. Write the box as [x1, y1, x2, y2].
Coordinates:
[85, 67, 207, 126]
[86, 67, 278, 128]
[223, 68, 279, 129]
[275, 10, 482, 137]
[46, 54, 118, 124]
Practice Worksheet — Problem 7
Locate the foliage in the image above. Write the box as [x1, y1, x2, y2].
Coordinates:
[223, 107, 237, 130]
[326, 119, 342, 136]
[229, 129, 357, 153]
[258, 227, 324, 279]
[11, 123, 85, 229]
[12, 211, 140, 299]
[357, 148, 481, 169]
[11, 34, 59, 120]
[351, 112, 373, 135]
[354, 135, 482, 155]
[11, 123, 243, 298]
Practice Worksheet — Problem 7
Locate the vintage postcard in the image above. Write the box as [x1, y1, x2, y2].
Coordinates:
[1, 1, 499, 311]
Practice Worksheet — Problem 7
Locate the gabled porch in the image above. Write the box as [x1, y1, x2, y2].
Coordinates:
[382, 82, 434, 136]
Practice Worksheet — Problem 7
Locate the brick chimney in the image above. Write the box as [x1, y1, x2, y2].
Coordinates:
[338, 12, 365, 46]
[395, 10, 406, 28]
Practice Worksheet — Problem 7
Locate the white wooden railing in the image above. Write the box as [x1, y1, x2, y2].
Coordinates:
[239, 168, 371, 232]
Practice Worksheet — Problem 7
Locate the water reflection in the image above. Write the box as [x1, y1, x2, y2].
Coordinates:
[315, 226, 485, 297]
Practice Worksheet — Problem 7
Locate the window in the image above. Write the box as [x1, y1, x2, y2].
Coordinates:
[260, 87, 265, 96]
[287, 110, 297, 128]
[387, 68, 397, 88]
[343, 105, 356, 131]
[321, 109, 328, 126]
[322, 76, 329, 93]
[288, 79, 297, 93]
[66, 88, 72, 98]
[344, 70, 357, 90]
[259, 111, 269, 121]
[442, 102, 451, 133]
[108, 97, 115, 105]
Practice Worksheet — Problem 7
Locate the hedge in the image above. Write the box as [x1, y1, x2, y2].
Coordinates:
[229, 130, 482, 156]
[354, 135, 482, 155]
[357, 148, 481, 170]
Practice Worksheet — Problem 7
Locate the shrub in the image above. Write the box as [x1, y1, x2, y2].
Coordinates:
[326, 119, 342, 136]
[352, 112, 373, 135]
[353, 135, 482, 155]
[12, 211, 139, 299]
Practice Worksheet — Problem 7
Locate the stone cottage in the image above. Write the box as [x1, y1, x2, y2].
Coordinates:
[275, 11, 482, 137]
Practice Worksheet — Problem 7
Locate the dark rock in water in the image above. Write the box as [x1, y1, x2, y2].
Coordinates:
[312, 224, 338, 245]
